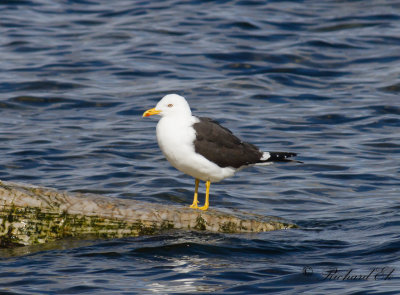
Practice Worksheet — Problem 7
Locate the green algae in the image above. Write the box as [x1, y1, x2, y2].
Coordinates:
[0, 180, 297, 247]
[0, 205, 170, 247]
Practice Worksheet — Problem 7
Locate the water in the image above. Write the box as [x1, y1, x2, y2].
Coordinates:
[0, 0, 399, 293]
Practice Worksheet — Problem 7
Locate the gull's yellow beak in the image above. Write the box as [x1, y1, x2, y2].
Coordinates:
[142, 107, 161, 117]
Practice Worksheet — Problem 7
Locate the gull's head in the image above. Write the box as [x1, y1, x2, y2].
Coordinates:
[143, 94, 192, 118]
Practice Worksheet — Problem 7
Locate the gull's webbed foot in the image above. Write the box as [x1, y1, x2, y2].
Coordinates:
[190, 201, 199, 209]
[197, 204, 209, 211]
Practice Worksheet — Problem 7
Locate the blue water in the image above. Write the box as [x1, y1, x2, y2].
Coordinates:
[0, 0, 399, 294]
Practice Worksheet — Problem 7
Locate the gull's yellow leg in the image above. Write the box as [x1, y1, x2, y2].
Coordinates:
[190, 178, 200, 209]
[198, 180, 211, 211]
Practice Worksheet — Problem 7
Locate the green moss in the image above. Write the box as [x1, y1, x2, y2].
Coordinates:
[0, 205, 176, 246]
[194, 215, 207, 231]
[0, 181, 298, 247]
[0, 236, 21, 248]
[219, 221, 238, 233]
[160, 220, 174, 231]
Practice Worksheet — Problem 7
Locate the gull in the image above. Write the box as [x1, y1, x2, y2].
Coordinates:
[143, 94, 299, 210]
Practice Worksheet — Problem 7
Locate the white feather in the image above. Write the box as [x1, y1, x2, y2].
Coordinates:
[155, 94, 236, 182]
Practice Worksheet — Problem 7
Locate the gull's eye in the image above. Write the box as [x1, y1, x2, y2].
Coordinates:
[167, 104, 173, 108]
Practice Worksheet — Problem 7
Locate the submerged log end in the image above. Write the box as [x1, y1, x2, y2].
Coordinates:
[0, 180, 297, 247]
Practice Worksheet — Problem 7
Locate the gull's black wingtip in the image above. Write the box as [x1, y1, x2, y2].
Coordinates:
[266, 152, 303, 163]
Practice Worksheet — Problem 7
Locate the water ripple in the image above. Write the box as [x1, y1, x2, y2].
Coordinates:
[0, 0, 399, 294]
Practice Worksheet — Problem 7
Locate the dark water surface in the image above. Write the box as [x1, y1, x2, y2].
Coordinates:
[1, 0, 400, 294]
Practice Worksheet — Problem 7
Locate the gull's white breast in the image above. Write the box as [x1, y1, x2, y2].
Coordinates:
[156, 115, 235, 182]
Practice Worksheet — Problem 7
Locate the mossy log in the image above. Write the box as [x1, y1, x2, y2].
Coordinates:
[0, 180, 297, 247]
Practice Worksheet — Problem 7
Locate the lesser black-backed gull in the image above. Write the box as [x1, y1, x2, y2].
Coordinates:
[143, 94, 299, 211]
